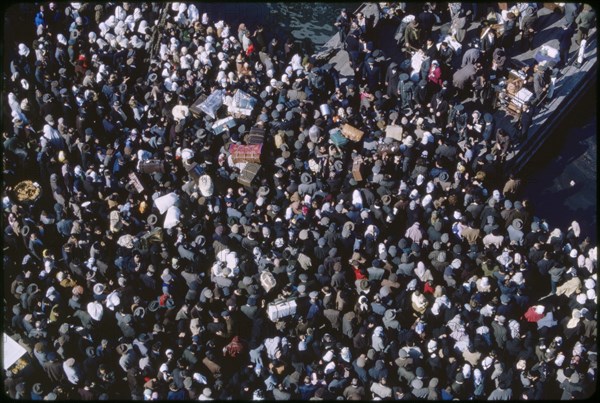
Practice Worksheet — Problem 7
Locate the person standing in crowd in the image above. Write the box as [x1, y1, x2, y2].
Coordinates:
[575, 4, 596, 45]
[334, 8, 351, 49]
[500, 12, 518, 52]
[558, 22, 577, 68]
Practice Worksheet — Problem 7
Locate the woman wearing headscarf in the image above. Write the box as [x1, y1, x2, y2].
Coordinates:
[559, 309, 584, 344]
[405, 221, 424, 245]
[411, 288, 429, 316]
[547, 228, 564, 252]
[565, 221, 581, 248]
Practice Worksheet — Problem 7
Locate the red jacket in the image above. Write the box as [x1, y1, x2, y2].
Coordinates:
[523, 306, 544, 322]
[427, 65, 443, 87]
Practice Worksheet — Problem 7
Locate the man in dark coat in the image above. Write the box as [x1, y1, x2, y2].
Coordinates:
[532, 64, 549, 104]
[453, 63, 481, 100]
[362, 58, 382, 91]
[334, 8, 351, 47]
[384, 62, 400, 99]
[558, 23, 576, 68]
[520, 6, 538, 52]
[417, 4, 437, 41]
[397, 74, 414, 111]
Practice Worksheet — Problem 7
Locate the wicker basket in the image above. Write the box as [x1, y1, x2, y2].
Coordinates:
[13, 181, 41, 204]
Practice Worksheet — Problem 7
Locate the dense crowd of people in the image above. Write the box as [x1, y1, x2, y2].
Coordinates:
[3, 2, 597, 400]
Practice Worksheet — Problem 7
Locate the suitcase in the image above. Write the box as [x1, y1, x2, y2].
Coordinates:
[341, 124, 365, 142]
[189, 93, 208, 116]
[139, 159, 165, 174]
[245, 127, 265, 145]
[238, 163, 261, 187]
[229, 144, 262, 163]
[329, 128, 349, 147]
[184, 161, 204, 181]
[267, 297, 298, 322]
[211, 116, 236, 135]
[352, 156, 364, 181]
[128, 172, 145, 193]
[385, 125, 404, 141]
[284, 99, 301, 109]
[376, 143, 401, 156]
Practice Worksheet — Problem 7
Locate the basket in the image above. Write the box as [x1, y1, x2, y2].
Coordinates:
[13, 181, 41, 204]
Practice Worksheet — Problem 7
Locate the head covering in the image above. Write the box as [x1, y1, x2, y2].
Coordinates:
[87, 301, 104, 321]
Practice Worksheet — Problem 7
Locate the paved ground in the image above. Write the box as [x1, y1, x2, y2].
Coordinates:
[521, 87, 597, 243]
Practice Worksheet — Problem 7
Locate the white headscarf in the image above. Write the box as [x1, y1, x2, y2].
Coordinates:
[508, 319, 520, 339]
[569, 221, 581, 238]
[114, 5, 126, 21]
[566, 309, 581, 329]
[547, 228, 562, 243]
[351, 189, 363, 208]
[187, 4, 199, 22]
[414, 262, 433, 282]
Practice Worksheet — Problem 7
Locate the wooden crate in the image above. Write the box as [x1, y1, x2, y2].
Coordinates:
[238, 163, 261, 187]
[341, 124, 365, 142]
[184, 161, 203, 181]
[230, 144, 262, 163]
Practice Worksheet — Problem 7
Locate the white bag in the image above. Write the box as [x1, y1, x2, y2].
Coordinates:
[154, 192, 179, 214]
[163, 206, 181, 229]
